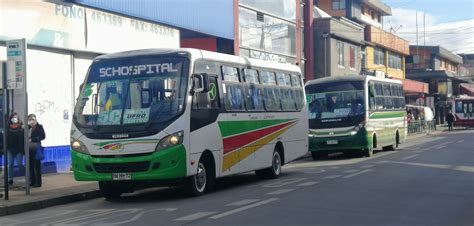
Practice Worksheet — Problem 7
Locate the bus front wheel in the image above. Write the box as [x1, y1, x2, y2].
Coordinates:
[99, 181, 122, 200]
[363, 148, 374, 157]
[186, 157, 214, 196]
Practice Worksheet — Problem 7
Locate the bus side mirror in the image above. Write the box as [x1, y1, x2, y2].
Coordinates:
[191, 73, 209, 94]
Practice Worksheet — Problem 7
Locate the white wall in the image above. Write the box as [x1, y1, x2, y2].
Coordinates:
[24, 49, 72, 147]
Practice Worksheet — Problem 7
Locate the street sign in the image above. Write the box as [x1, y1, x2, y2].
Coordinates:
[6, 39, 26, 90]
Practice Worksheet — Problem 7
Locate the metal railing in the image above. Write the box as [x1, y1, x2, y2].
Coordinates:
[408, 120, 436, 134]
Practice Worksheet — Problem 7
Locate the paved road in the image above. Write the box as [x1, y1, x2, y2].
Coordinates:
[1, 131, 473, 226]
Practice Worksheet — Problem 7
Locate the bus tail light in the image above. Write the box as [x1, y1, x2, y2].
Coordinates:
[155, 131, 184, 152]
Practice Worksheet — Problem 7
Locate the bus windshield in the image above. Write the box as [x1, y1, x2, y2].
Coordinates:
[74, 57, 187, 128]
[306, 81, 365, 128]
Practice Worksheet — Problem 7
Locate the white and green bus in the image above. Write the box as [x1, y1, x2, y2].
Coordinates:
[305, 75, 407, 159]
[71, 49, 308, 198]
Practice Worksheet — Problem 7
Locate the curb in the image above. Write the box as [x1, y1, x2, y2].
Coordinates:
[0, 190, 102, 217]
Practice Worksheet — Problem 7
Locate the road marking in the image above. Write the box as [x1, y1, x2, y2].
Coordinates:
[41, 209, 116, 225]
[457, 139, 464, 143]
[343, 169, 360, 173]
[381, 161, 474, 173]
[343, 169, 373, 179]
[72, 209, 141, 225]
[360, 165, 375, 168]
[210, 198, 279, 219]
[174, 212, 217, 221]
[7, 210, 78, 225]
[435, 145, 446, 150]
[303, 169, 326, 174]
[284, 151, 397, 169]
[226, 199, 260, 206]
[266, 189, 294, 195]
[263, 178, 307, 188]
[297, 181, 320, 187]
[402, 154, 419, 160]
[322, 175, 342, 180]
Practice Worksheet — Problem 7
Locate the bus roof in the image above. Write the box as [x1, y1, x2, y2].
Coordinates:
[305, 75, 403, 86]
[93, 48, 302, 74]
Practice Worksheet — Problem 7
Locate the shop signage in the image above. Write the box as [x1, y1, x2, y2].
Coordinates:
[0, 1, 179, 53]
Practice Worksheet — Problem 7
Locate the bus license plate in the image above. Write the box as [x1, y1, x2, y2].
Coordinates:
[327, 140, 338, 145]
[112, 173, 132, 181]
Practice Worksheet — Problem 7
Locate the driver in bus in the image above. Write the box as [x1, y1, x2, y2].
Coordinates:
[104, 87, 122, 111]
[327, 94, 339, 112]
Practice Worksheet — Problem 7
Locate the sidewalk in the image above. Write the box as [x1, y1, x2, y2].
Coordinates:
[0, 173, 100, 216]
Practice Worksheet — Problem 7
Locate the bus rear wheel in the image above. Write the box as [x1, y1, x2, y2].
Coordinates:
[363, 147, 374, 157]
[99, 181, 122, 200]
[256, 149, 282, 179]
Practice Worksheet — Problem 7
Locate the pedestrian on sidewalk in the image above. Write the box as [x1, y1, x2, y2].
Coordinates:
[7, 113, 25, 185]
[446, 110, 455, 132]
[28, 114, 46, 188]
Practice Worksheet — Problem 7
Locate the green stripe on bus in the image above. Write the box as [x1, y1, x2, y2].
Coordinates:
[369, 111, 405, 119]
[218, 119, 293, 138]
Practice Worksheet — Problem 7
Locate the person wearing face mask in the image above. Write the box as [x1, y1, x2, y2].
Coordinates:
[28, 114, 45, 187]
[7, 113, 25, 185]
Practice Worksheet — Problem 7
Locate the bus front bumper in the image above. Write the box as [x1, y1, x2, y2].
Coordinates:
[71, 144, 187, 181]
[308, 129, 370, 152]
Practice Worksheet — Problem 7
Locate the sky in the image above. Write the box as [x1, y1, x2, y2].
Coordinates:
[381, 0, 474, 54]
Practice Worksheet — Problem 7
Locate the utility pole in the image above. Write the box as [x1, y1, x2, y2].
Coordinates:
[322, 32, 329, 77]
[416, 11, 419, 67]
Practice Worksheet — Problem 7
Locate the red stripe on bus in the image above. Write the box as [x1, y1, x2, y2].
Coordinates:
[223, 121, 295, 154]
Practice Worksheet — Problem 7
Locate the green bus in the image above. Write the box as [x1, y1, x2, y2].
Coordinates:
[305, 75, 407, 159]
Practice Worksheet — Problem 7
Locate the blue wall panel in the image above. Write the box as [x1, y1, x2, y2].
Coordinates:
[73, 0, 235, 40]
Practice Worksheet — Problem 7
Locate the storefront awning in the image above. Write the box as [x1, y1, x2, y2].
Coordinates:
[403, 79, 429, 95]
[459, 83, 474, 96]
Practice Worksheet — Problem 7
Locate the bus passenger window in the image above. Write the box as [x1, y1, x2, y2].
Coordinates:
[225, 84, 244, 111]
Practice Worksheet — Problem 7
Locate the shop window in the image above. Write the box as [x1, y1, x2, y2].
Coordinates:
[374, 47, 385, 65]
[332, 0, 345, 10]
[349, 46, 356, 69]
[337, 41, 344, 67]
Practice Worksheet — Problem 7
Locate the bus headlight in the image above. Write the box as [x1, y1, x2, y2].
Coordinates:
[353, 122, 366, 133]
[71, 139, 90, 154]
[155, 131, 184, 152]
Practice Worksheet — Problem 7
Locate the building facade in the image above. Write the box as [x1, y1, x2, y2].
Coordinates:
[406, 45, 467, 124]
[314, 0, 409, 80]
[72, 0, 311, 79]
[313, 15, 364, 78]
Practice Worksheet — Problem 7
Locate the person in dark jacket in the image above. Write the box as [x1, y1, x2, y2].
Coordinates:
[28, 114, 46, 187]
[7, 113, 25, 185]
[445, 110, 455, 132]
